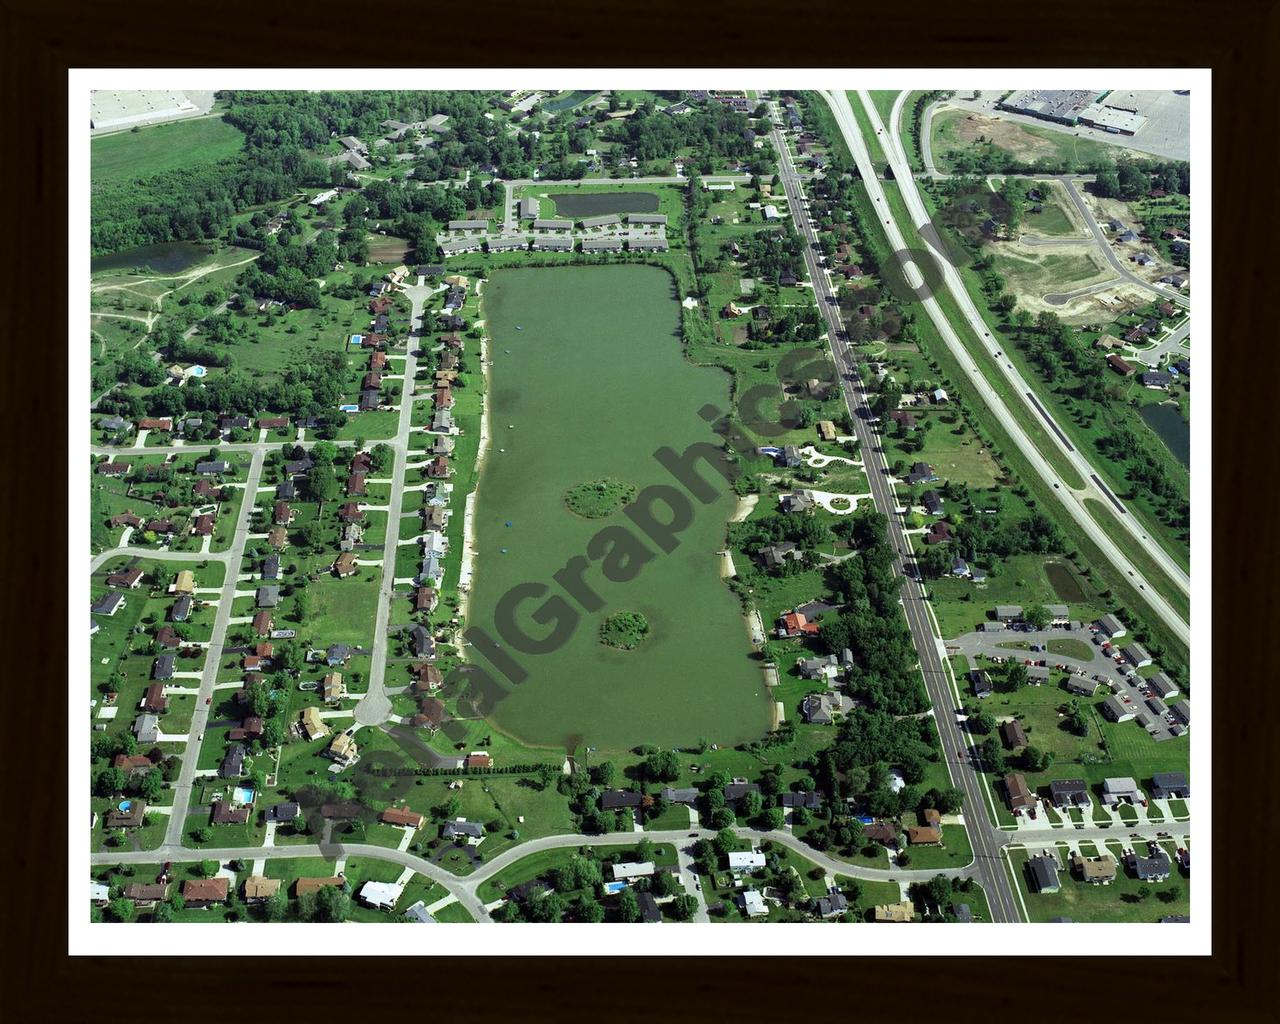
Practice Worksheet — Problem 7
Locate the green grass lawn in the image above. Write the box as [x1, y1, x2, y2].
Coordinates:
[901, 824, 972, 870]
[92, 117, 245, 188]
[469, 265, 772, 752]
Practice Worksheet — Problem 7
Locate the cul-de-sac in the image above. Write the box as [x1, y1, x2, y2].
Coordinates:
[87, 87, 1192, 925]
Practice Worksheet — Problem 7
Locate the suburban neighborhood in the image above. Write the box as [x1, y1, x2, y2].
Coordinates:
[85, 84, 1193, 928]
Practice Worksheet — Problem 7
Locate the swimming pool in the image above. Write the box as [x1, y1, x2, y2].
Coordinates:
[233, 786, 255, 806]
[603, 881, 628, 895]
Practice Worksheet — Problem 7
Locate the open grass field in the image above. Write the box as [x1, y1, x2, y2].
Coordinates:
[469, 265, 773, 753]
[1023, 181, 1085, 238]
[91, 116, 245, 189]
[930, 108, 1141, 174]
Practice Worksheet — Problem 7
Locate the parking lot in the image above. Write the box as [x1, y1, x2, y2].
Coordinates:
[949, 622, 1181, 742]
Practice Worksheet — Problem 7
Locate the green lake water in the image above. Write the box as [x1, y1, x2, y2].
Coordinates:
[472, 265, 772, 752]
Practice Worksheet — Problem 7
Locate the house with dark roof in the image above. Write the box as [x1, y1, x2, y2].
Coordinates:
[1150, 772, 1190, 800]
[1027, 854, 1061, 893]
[1000, 719, 1028, 749]
[1048, 778, 1090, 811]
[219, 743, 247, 779]
[969, 670, 993, 698]
[1128, 846, 1172, 882]
[600, 790, 644, 810]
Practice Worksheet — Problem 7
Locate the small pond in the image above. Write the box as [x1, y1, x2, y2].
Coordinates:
[91, 241, 212, 275]
[1139, 402, 1190, 469]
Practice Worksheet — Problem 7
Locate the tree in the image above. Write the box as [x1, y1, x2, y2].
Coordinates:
[534, 763, 559, 791]
[1023, 745, 1053, 773]
[1023, 604, 1050, 630]
[199, 859, 220, 878]
[95, 767, 126, 797]
[1136, 884, 1152, 902]
[713, 828, 738, 858]
[762, 807, 785, 831]
[971, 710, 997, 734]
[263, 890, 287, 922]
[668, 894, 698, 921]
[616, 887, 640, 923]
[138, 768, 164, 802]
[576, 894, 605, 922]
[642, 749, 681, 783]
[105, 897, 135, 923]
[314, 884, 352, 922]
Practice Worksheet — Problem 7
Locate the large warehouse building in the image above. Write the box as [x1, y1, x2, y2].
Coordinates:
[89, 90, 215, 134]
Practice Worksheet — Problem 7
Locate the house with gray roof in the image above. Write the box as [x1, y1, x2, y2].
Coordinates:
[1101, 777, 1144, 806]
[532, 236, 574, 251]
[1028, 854, 1061, 893]
[1150, 771, 1189, 800]
[447, 219, 489, 232]
[256, 586, 280, 608]
[1048, 778, 1090, 810]
[581, 236, 624, 252]
[1101, 695, 1134, 723]
[532, 218, 574, 231]
[628, 213, 668, 225]
[1122, 643, 1153, 667]
[580, 213, 622, 229]
[442, 819, 485, 840]
[1148, 672, 1179, 699]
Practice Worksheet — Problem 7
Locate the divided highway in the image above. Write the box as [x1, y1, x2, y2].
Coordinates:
[820, 90, 1189, 648]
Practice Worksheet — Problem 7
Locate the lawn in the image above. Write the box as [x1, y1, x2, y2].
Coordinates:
[468, 265, 773, 752]
[92, 117, 245, 188]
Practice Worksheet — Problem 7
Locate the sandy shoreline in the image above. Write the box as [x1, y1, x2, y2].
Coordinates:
[456, 301, 491, 627]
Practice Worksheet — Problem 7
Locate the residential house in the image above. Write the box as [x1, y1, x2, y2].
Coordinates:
[1150, 772, 1190, 800]
[1028, 854, 1061, 893]
[1071, 852, 1117, 885]
[243, 875, 282, 903]
[873, 901, 914, 923]
[299, 706, 329, 741]
[381, 806, 425, 829]
[326, 731, 359, 767]
[1048, 778, 1090, 811]
[1101, 777, 1144, 806]
[1003, 773, 1037, 816]
[182, 877, 230, 907]
[107, 568, 144, 589]
[1000, 719, 1028, 750]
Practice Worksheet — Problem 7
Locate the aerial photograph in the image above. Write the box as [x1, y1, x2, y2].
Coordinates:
[81, 83, 1196, 933]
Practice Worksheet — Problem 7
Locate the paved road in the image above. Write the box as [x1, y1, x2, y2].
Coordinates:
[354, 285, 428, 728]
[825, 90, 1189, 647]
[1056, 176, 1191, 309]
[91, 545, 226, 573]
[92, 823, 981, 924]
[90, 437, 358, 458]
[769, 114, 1021, 924]
[162, 448, 266, 846]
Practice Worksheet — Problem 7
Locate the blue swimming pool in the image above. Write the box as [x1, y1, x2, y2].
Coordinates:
[233, 786, 255, 805]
